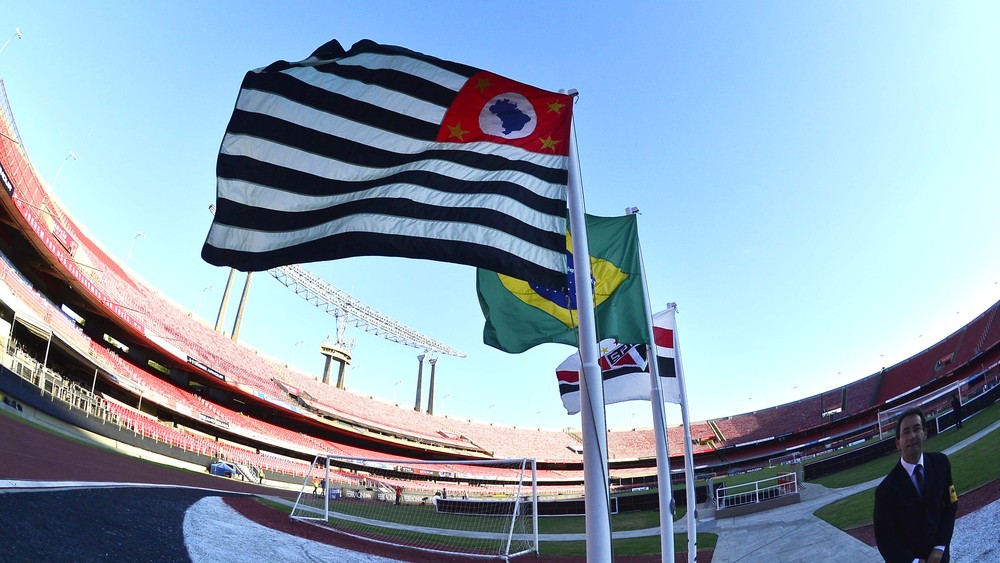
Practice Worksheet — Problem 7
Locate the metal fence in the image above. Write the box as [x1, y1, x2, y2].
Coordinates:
[716, 472, 798, 511]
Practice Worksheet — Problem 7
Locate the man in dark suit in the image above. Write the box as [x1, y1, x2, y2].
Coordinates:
[874, 407, 958, 562]
[951, 394, 963, 429]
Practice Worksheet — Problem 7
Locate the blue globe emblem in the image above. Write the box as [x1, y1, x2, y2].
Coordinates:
[479, 92, 537, 139]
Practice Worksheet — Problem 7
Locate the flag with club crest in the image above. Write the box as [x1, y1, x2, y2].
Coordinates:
[556, 339, 650, 414]
[554, 305, 682, 413]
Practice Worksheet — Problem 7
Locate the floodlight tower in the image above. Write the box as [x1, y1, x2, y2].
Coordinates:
[0, 28, 22, 56]
[269, 264, 465, 358]
[207, 203, 253, 341]
[320, 317, 355, 388]
[414, 353, 426, 412]
[426, 356, 439, 415]
[51, 151, 77, 192]
[125, 231, 144, 265]
[320, 340, 352, 387]
[268, 263, 464, 394]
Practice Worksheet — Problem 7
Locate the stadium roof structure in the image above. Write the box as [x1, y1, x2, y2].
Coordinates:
[269, 264, 466, 358]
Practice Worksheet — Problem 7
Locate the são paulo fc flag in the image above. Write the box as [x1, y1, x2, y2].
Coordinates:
[556, 339, 650, 415]
[555, 306, 682, 414]
[652, 307, 682, 405]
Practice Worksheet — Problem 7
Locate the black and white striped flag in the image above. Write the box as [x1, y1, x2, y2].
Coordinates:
[202, 39, 574, 287]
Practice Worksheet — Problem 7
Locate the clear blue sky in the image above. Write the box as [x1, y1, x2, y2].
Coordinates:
[2, 2, 999, 432]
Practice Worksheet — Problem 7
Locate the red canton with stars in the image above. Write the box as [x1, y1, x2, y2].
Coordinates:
[436, 71, 574, 156]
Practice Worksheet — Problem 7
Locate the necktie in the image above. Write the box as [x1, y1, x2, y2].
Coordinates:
[914, 464, 925, 498]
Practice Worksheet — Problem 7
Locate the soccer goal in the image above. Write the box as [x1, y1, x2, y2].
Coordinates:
[767, 451, 802, 468]
[290, 455, 538, 560]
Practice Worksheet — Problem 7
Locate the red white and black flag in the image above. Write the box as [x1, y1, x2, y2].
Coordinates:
[202, 39, 574, 288]
[652, 307, 682, 404]
[555, 306, 682, 414]
[556, 339, 650, 415]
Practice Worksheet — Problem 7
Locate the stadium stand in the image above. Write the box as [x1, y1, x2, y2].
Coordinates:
[842, 372, 882, 416]
[819, 388, 844, 417]
[2, 81, 1000, 493]
[3, 220, 998, 484]
[874, 330, 966, 404]
[970, 303, 1000, 361]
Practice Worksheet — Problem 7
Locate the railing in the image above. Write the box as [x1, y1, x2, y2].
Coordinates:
[4, 348, 110, 421]
[234, 462, 262, 483]
[716, 472, 798, 511]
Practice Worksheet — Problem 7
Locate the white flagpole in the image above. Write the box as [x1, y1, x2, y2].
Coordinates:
[566, 116, 614, 562]
[669, 303, 699, 562]
[629, 208, 675, 562]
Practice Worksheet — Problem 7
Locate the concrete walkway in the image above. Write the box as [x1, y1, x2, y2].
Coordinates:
[705, 418, 1000, 562]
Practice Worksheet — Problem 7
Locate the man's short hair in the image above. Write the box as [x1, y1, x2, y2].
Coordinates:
[894, 407, 926, 437]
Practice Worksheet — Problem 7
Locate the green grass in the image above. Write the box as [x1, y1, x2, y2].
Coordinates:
[276, 497, 524, 549]
[806, 440, 873, 464]
[811, 399, 1000, 489]
[260, 497, 295, 513]
[809, 448, 900, 490]
[814, 414, 1000, 530]
[813, 489, 876, 530]
[261, 497, 718, 556]
[285, 492, 676, 535]
[539, 532, 718, 557]
[948, 422, 1000, 492]
[536, 508, 660, 534]
[292, 496, 509, 532]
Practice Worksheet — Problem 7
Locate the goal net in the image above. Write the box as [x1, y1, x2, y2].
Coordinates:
[290, 455, 538, 560]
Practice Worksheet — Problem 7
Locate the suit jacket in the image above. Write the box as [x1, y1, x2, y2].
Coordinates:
[873, 451, 958, 563]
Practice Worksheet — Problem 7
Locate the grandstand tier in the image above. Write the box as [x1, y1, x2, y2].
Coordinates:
[1, 81, 1000, 488]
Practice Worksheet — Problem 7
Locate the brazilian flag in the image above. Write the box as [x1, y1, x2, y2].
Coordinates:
[477, 214, 648, 353]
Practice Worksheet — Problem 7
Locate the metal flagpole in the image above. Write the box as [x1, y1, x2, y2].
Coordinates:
[566, 115, 614, 562]
[628, 208, 675, 562]
[670, 303, 699, 562]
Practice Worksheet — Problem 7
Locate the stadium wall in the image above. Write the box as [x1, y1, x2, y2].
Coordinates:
[0, 363, 304, 486]
[0, 364, 203, 465]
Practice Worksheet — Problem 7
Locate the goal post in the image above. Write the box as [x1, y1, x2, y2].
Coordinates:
[767, 451, 801, 468]
[289, 455, 332, 523]
[290, 454, 539, 560]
